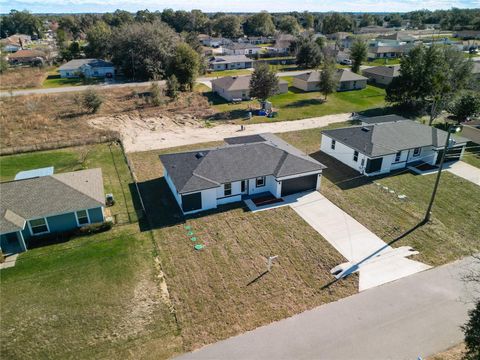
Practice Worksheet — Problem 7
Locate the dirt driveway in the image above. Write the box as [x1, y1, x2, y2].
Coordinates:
[89, 113, 353, 153]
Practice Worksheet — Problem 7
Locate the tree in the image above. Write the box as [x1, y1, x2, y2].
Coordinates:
[170, 43, 200, 91]
[110, 21, 179, 80]
[0, 56, 9, 74]
[319, 60, 338, 100]
[278, 15, 301, 35]
[321, 13, 353, 34]
[244, 11, 276, 37]
[249, 63, 279, 102]
[303, 11, 315, 29]
[0, 10, 43, 38]
[386, 45, 473, 125]
[296, 37, 323, 69]
[350, 39, 367, 73]
[463, 300, 480, 360]
[85, 21, 112, 59]
[449, 93, 480, 122]
[149, 82, 163, 106]
[166, 75, 179, 100]
[213, 15, 242, 38]
[83, 89, 103, 113]
[388, 14, 403, 27]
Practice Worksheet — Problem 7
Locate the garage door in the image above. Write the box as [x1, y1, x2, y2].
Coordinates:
[281, 175, 318, 197]
[181, 192, 202, 212]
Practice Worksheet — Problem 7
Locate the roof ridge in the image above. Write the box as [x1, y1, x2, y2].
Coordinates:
[50, 171, 104, 206]
[191, 172, 220, 186]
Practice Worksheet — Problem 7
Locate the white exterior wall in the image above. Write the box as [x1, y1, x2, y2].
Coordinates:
[338, 79, 367, 91]
[59, 69, 80, 78]
[406, 146, 437, 165]
[321, 135, 370, 174]
[247, 175, 280, 197]
[82, 66, 115, 78]
[163, 167, 183, 208]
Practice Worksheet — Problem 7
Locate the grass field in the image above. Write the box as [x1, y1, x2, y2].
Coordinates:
[0, 67, 50, 90]
[204, 85, 386, 124]
[277, 128, 480, 266]
[42, 70, 102, 88]
[365, 58, 401, 66]
[461, 143, 480, 168]
[0, 224, 181, 359]
[0, 143, 139, 224]
[204, 69, 253, 78]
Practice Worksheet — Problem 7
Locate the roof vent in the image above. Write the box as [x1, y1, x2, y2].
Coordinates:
[361, 127, 371, 132]
[195, 152, 206, 159]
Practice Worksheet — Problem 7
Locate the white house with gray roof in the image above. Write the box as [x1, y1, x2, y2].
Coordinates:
[292, 69, 367, 92]
[0, 169, 106, 255]
[160, 134, 326, 214]
[209, 55, 254, 71]
[211, 75, 288, 102]
[58, 58, 115, 78]
[321, 120, 467, 176]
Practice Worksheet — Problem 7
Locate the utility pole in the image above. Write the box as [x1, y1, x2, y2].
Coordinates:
[424, 124, 462, 223]
[267, 255, 278, 272]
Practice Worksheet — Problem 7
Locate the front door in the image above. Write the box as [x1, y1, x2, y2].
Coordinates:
[241, 180, 248, 194]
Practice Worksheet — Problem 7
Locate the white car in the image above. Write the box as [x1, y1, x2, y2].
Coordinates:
[340, 59, 353, 65]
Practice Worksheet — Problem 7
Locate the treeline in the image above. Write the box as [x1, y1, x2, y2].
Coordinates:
[2, 8, 480, 40]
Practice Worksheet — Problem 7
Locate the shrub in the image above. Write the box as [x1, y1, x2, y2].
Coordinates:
[83, 88, 103, 113]
[166, 75, 179, 100]
[77, 221, 113, 235]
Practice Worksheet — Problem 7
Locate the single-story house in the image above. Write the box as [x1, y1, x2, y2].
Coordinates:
[7, 49, 47, 65]
[238, 36, 271, 45]
[199, 36, 231, 48]
[292, 69, 367, 92]
[321, 121, 467, 176]
[222, 43, 262, 56]
[355, 26, 393, 36]
[377, 32, 416, 43]
[271, 33, 296, 54]
[211, 75, 288, 102]
[455, 30, 480, 40]
[209, 55, 254, 71]
[0, 168, 106, 255]
[2, 40, 22, 52]
[58, 59, 115, 78]
[362, 65, 400, 86]
[367, 45, 408, 59]
[160, 133, 326, 214]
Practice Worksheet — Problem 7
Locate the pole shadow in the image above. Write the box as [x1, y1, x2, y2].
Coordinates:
[246, 270, 269, 286]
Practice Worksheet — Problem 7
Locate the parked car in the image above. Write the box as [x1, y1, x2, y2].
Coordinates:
[340, 59, 353, 65]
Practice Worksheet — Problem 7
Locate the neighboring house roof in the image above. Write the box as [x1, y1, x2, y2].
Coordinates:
[58, 58, 114, 71]
[8, 49, 46, 59]
[211, 75, 287, 91]
[209, 55, 252, 64]
[378, 32, 416, 42]
[0, 169, 105, 234]
[322, 121, 468, 158]
[369, 45, 406, 54]
[294, 69, 367, 83]
[224, 43, 260, 50]
[362, 65, 400, 78]
[160, 133, 326, 194]
[360, 114, 409, 124]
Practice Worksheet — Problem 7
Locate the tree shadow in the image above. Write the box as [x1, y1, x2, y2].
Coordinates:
[284, 98, 325, 108]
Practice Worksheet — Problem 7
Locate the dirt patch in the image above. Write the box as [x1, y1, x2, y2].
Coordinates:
[427, 343, 465, 360]
[0, 67, 49, 90]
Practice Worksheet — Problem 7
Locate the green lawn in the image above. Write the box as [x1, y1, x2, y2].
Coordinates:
[365, 58, 401, 66]
[203, 69, 253, 78]
[0, 143, 139, 224]
[277, 127, 480, 266]
[461, 143, 480, 168]
[206, 85, 386, 124]
[0, 224, 181, 359]
[42, 69, 102, 88]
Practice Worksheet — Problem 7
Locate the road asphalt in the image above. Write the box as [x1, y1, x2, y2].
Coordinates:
[177, 256, 480, 360]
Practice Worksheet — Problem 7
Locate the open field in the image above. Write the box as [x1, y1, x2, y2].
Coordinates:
[0, 224, 182, 360]
[202, 85, 386, 124]
[0, 143, 139, 224]
[0, 67, 50, 90]
[277, 128, 480, 266]
[0, 86, 211, 150]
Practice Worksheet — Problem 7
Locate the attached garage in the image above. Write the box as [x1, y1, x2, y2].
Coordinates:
[281, 175, 318, 197]
[181, 192, 202, 213]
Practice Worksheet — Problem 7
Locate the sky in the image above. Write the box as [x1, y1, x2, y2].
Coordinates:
[0, 0, 479, 14]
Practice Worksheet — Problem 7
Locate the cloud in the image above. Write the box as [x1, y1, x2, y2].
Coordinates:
[1, 0, 479, 13]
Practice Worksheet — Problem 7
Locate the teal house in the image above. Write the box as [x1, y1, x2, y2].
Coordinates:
[0, 168, 106, 255]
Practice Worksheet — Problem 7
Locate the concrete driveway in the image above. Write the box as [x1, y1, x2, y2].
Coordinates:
[288, 192, 431, 291]
[446, 161, 480, 186]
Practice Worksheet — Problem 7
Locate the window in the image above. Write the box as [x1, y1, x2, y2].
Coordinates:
[29, 218, 49, 235]
[75, 210, 90, 226]
[413, 147, 421, 157]
[256, 176, 265, 187]
[331, 139, 336, 150]
[353, 150, 359, 162]
[224, 183, 232, 196]
[395, 151, 402, 162]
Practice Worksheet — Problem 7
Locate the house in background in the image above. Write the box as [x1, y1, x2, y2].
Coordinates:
[198, 35, 232, 48]
[211, 75, 288, 102]
[362, 65, 400, 86]
[160, 133, 326, 215]
[377, 32, 416, 43]
[0, 168, 106, 255]
[222, 43, 262, 56]
[292, 69, 367, 92]
[58, 59, 115, 78]
[209, 55, 254, 71]
[321, 120, 467, 176]
[7, 49, 47, 65]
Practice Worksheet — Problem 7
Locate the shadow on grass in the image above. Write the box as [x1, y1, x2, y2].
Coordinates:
[202, 91, 230, 106]
[284, 98, 325, 108]
[209, 109, 250, 121]
[287, 87, 309, 94]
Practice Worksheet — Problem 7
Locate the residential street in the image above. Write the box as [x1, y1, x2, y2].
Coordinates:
[177, 256, 480, 360]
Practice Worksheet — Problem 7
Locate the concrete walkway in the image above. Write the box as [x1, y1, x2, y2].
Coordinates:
[446, 161, 480, 186]
[0, 254, 18, 270]
[246, 192, 430, 291]
[177, 256, 480, 360]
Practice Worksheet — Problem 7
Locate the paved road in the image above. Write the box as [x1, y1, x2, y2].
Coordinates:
[177, 256, 480, 360]
[0, 70, 312, 97]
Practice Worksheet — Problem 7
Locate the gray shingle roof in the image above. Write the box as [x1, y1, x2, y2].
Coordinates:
[0, 169, 105, 234]
[58, 58, 114, 71]
[362, 65, 400, 78]
[322, 122, 468, 157]
[294, 69, 367, 83]
[211, 75, 287, 91]
[160, 134, 325, 194]
[209, 55, 252, 65]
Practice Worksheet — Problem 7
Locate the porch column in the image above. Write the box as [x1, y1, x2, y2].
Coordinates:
[18, 231, 27, 252]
